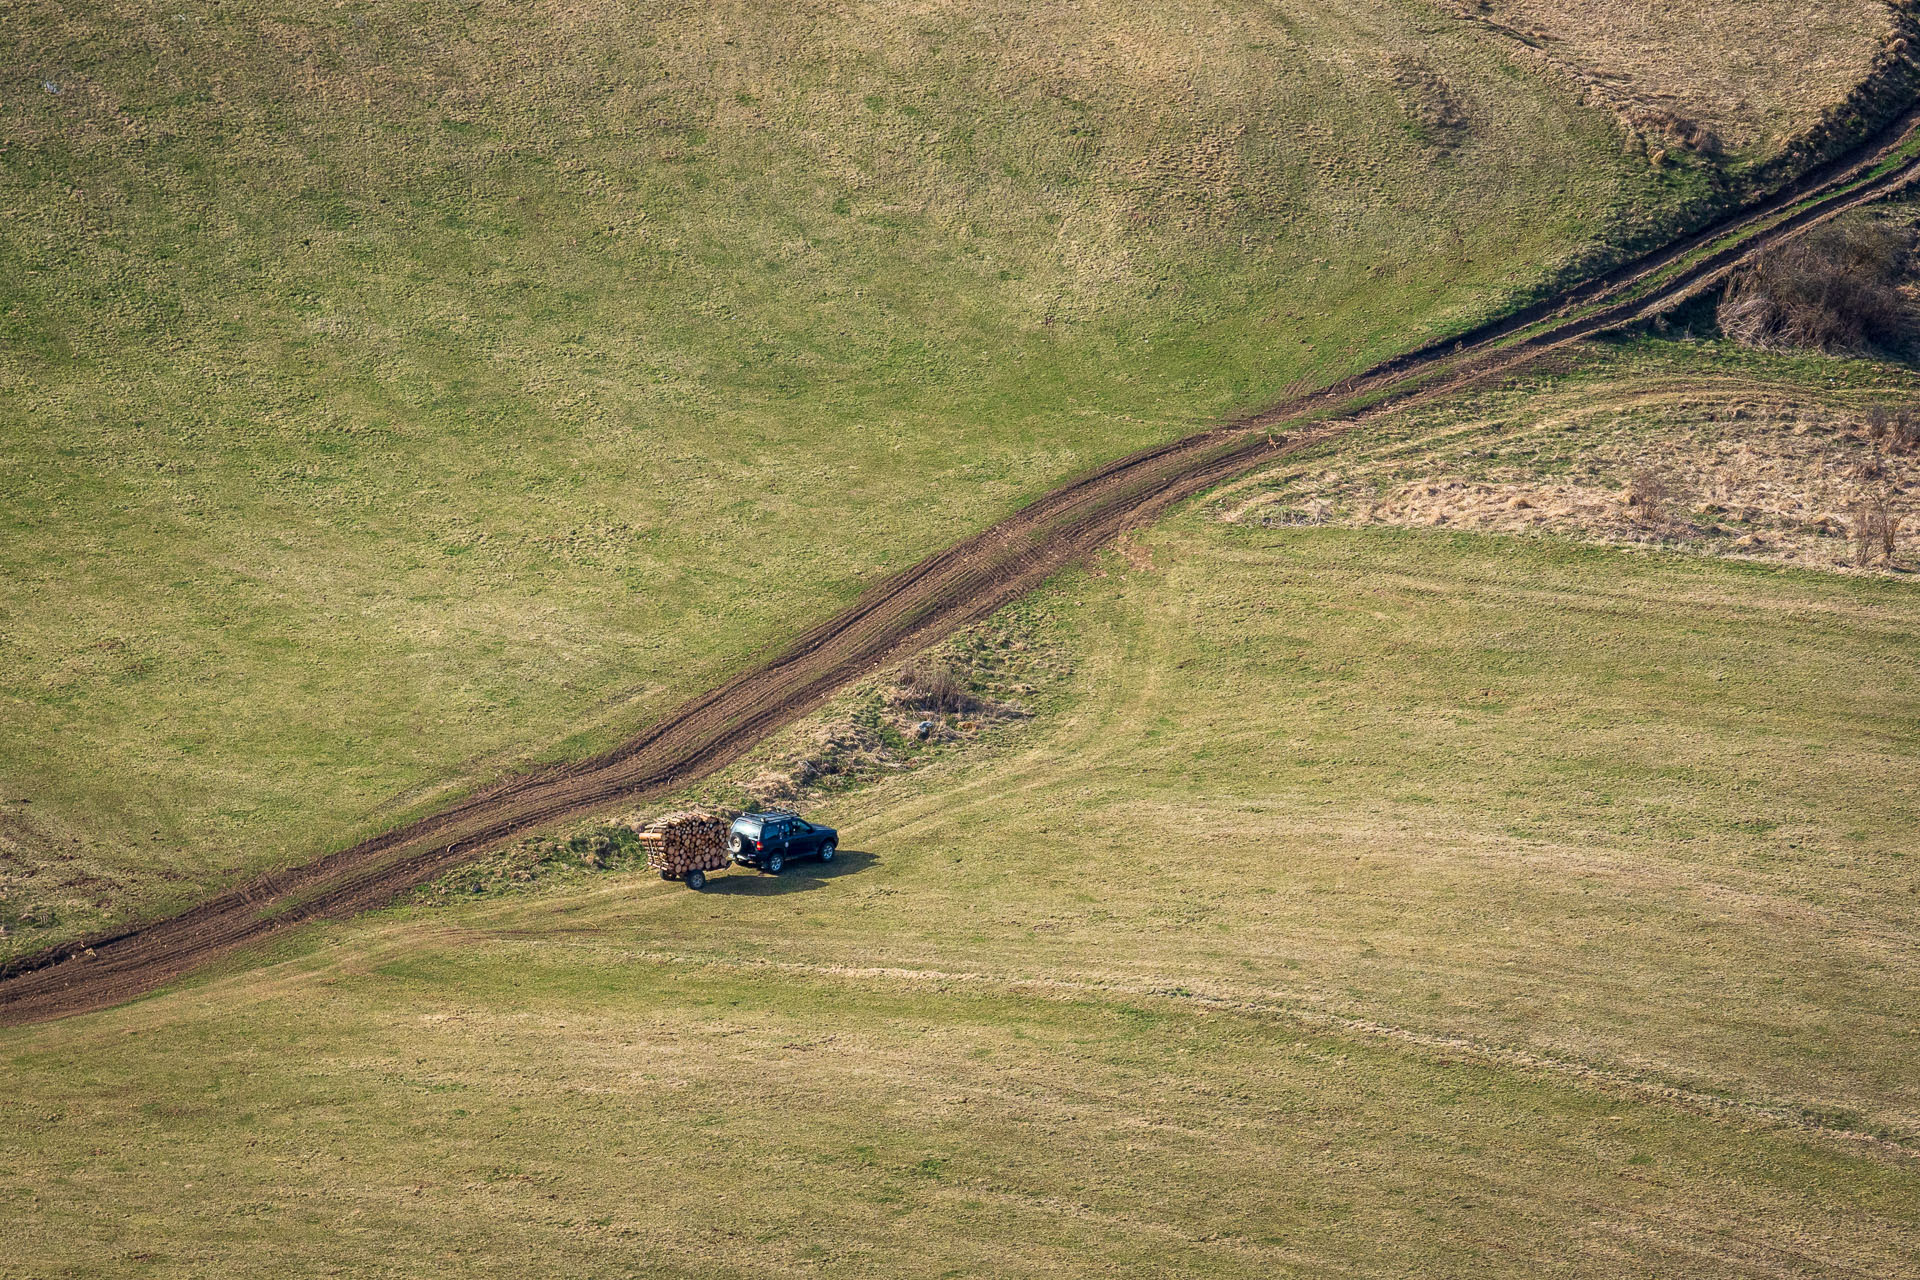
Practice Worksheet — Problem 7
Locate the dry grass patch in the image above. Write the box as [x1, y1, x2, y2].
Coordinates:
[1441, 0, 1897, 159]
[1223, 341, 1920, 573]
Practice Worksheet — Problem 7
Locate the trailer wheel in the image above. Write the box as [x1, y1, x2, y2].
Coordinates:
[766, 853, 785, 875]
[820, 842, 836, 863]
[685, 869, 707, 890]
[659, 871, 675, 881]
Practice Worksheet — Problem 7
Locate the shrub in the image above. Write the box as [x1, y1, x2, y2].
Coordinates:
[894, 660, 979, 715]
[1850, 491, 1903, 567]
[1864, 401, 1920, 455]
[1718, 216, 1916, 354]
[1625, 467, 1679, 525]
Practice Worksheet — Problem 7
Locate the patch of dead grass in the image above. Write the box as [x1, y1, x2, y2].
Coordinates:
[1439, 0, 1897, 158]
[1227, 348, 1920, 573]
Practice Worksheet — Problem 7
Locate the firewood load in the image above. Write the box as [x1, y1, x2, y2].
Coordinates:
[637, 810, 732, 879]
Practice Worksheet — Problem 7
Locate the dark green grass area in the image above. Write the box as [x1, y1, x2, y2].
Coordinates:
[0, 0, 1662, 949]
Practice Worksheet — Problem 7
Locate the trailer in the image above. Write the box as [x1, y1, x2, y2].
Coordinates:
[638, 811, 733, 890]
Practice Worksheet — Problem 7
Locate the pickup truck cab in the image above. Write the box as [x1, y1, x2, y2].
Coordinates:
[728, 812, 838, 874]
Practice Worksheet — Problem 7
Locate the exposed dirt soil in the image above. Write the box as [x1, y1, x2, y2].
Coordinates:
[5, 96, 1920, 1027]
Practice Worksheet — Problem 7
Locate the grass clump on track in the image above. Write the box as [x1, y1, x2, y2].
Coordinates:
[0, 0, 1673, 953]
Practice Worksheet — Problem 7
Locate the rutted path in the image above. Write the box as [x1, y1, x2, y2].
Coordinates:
[5, 99, 1919, 1026]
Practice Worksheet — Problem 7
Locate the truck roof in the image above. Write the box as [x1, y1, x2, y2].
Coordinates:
[734, 810, 800, 826]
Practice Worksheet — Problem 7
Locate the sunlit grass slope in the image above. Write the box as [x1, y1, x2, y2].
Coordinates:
[4, 505, 1917, 1275]
[0, 0, 1670, 946]
[1463, 0, 1894, 158]
[661, 341, 1920, 1147]
[819, 527, 1920, 1130]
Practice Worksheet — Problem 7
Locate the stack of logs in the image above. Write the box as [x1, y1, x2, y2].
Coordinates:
[637, 810, 732, 878]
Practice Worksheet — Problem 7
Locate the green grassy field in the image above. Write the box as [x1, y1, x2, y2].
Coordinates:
[5, 5, 1916, 1274]
[6, 342, 1917, 1273]
[0, 0, 1734, 952]
[5, 946, 1915, 1278]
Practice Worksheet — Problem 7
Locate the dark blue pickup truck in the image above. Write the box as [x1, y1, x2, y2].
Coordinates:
[728, 811, 838, 874]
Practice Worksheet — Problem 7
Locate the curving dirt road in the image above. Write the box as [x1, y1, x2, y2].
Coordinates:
[5, 100, 1919, 1027]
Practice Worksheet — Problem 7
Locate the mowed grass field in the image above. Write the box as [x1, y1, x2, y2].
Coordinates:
[6, 351, 1917, 1274]
[0, 0, 1812, 952]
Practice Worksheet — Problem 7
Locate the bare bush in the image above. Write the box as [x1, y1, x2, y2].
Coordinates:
[894, 660, 980, 715]
[1625, 467, 1678, 525]
[1718, 216, 1916, 354]
[1850, 491, 1904, 567]
[1864, 401, 1920, 455]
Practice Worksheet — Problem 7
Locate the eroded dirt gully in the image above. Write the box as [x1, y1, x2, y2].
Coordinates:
[6, 99, 1920, 1026]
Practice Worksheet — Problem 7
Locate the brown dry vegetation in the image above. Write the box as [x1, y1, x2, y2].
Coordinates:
[1718, 211, 1919, 353]
[1441, 0, 1896, 158]
[1219, 341, 1920, 573]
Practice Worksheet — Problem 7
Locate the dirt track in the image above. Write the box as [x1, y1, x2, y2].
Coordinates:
[5, 103, 1919, 1027]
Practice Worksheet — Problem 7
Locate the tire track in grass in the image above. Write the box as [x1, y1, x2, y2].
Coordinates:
[365, 926, 1920, 1160]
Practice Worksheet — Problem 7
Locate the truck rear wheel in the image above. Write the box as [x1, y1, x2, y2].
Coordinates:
[766, 853, 784, 875]
[685, 869, 707, 890]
